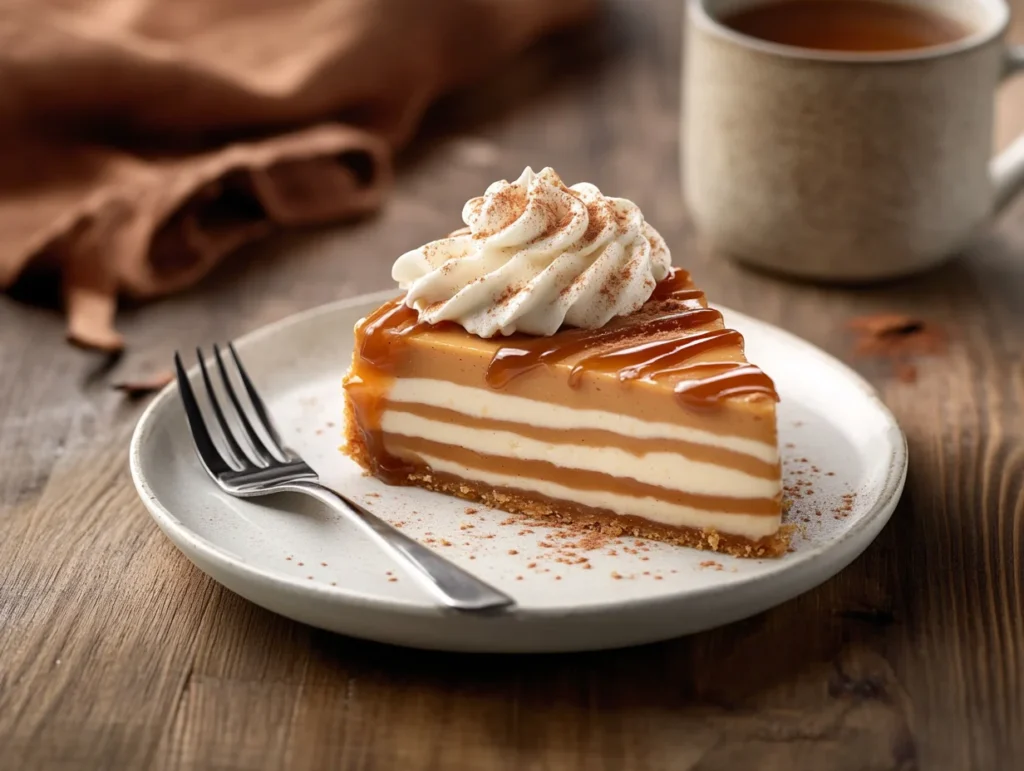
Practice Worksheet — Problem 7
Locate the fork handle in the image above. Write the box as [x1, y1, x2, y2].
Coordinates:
[282, 480, 516, 612]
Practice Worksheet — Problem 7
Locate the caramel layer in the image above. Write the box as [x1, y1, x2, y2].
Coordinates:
[343, 398, 789, 557]
[385, 401, 779, 479]
[383, 434, 780, 516]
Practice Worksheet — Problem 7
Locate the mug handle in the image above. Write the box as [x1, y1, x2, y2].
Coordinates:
[991, 44, 1024, 212]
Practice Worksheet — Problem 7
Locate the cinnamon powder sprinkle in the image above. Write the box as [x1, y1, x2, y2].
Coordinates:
[577, 532, 612, 550]
[847, 313, 946, 381]
[112, 370, 174, 398]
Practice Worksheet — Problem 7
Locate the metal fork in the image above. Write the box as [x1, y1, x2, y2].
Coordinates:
[174, 343, 515, 612]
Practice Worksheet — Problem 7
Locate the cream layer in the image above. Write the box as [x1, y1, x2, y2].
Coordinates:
[386, 379, 778, 464]
[380, 411, 778, 500]
[412, 453, 782, 539]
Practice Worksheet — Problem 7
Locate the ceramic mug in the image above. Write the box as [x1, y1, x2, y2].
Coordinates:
[683, 0, 1024, 282]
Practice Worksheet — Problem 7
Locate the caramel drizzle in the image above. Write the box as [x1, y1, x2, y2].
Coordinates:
[485, 307, 724, 389]
[673, 362, 778, 409]
[567, 328, 743, 387]
[356, 297, 428, 370]
[650, 267, 694, 300]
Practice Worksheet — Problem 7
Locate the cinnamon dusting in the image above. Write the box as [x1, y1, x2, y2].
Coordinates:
[112, 370, 173, 398]
[847, 313, 946, 382]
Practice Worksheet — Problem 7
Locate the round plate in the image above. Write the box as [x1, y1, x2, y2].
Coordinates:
[130, 290, 907, 653]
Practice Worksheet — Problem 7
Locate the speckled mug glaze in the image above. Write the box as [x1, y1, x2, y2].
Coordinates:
[683, 0, 1024, 282]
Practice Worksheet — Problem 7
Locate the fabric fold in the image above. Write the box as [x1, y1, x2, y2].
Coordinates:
[0, 0, 596, 349]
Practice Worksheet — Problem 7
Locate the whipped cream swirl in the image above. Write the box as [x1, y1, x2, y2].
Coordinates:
[391, 167, 671, 338]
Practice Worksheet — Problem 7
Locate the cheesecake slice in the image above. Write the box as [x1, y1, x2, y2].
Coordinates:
[343, 267, 786, 557]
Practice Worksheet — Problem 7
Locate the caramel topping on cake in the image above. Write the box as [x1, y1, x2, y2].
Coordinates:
[353, 268, 779, 411]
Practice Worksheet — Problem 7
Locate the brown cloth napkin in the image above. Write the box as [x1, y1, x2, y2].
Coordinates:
[0, 0, 595, 351]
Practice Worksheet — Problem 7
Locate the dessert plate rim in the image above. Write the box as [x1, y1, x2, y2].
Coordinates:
[130, 289, 907, 644]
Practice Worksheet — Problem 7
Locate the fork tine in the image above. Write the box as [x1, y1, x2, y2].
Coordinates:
[175, 352, 232, 477]
[227, 342, 292, 460]
[196, 347, 251, 470]
[213, 343, 277, 466]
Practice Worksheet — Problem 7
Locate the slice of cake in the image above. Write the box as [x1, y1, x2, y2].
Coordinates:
[343, 167, 786, 557]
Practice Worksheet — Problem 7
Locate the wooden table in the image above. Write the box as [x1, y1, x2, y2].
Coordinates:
[3, 1, 1023, 769]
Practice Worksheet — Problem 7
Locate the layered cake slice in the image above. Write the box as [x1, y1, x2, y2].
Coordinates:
[343, 167, 786, 557]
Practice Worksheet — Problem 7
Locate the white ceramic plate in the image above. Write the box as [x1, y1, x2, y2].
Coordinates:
[131, 290, 906, 653]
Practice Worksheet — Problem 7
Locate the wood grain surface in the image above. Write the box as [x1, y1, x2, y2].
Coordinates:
[2, 1, 1023, 769]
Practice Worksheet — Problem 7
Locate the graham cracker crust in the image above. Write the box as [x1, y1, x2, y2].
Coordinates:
[343, 400, 789, 558]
